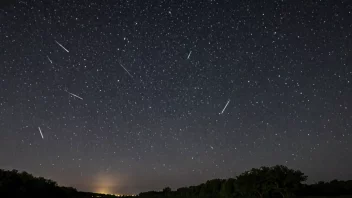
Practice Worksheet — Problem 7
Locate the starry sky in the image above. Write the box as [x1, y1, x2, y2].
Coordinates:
[1, 0, 352, 195]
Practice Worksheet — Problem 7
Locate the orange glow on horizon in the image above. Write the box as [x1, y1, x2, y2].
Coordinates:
[96, 188, 110, 194]
[93, 172, 120, 195]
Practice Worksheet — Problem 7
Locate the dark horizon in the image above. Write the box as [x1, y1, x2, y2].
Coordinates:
[3, 163, 352, 195]
[1, 0, 351, 196]
[1, 165, 352, 197]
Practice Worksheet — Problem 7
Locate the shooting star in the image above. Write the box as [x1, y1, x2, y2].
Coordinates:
[187, 51, 192, 59]
[220, 99, 231, 114]
[65, 90, 83, 100]
[55, 40, 69, 53]
[38, 127, 44, 139]
[119, 62, 133, 78]
[47, 55, 53, 64]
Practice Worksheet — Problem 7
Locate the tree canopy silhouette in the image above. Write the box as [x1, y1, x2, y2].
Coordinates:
[0, 169, 125, 198]
[137, 165, 351, 198]
[1, 165, 352, 198]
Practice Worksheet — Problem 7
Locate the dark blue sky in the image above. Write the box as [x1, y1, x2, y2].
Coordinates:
[0, 0, 351, 195]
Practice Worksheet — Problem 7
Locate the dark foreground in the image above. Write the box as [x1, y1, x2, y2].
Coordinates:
[1, 165, 352, 198]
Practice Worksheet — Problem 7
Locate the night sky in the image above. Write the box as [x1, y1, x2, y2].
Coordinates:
[1, 0, 352, 195]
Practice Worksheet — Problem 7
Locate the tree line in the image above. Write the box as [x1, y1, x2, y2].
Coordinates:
[138, 165, 352, 198]
[1, 165, 352, 198]
[0, 169, 118, 198]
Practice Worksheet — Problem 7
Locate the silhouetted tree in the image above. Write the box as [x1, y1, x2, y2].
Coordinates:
[236, 167, 268, 198]
[235, 166, 307, 198]
[219, 178, 235, 198]
[163, 187, 172, 197]
[267, 165, 307, 198]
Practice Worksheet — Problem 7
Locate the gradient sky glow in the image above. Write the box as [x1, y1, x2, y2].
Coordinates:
[1, 0, 352, 195]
